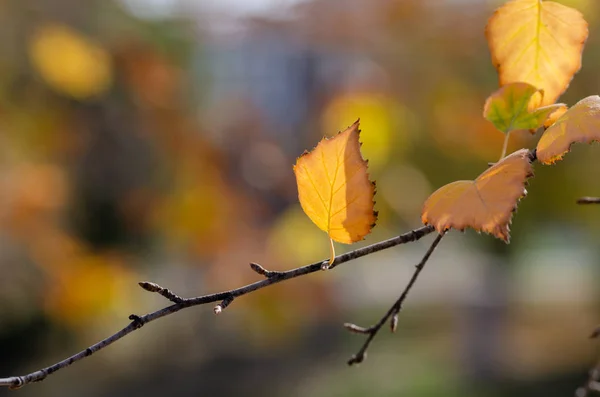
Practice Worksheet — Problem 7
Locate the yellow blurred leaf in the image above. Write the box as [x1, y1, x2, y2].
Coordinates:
[29, 24, 112, 99]
[267, 206, 330, 266]
[486, 0, 588, 106]
[44, 253, 135, 328]
[432, 81, 520, 161]
[293, 120, 377, 263]
[29, 230, 136, 329]
[536, 95, 600, 164]
[1, 164, 68, 236]
[321, 92, 409, 172]
[421, 149, 533, 242]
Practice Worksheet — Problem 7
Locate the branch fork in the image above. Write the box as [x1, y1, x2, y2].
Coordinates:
[345, 233, 444, 366]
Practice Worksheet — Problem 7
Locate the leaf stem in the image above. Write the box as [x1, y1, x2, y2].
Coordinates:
[500, 130, 511, 160]
[328, 237, 336, 266]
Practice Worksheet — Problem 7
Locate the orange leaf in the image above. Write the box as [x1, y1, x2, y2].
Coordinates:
[421, 149, 533, 242]
[293, 120, 377, 263]
[536, 95, 600, 164]
[486, 0, 588, 107]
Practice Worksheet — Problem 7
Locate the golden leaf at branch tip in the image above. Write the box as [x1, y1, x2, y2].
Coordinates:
[421, 149, 534, 242]
[293, 120, 377, 263]
[536, 95, 600, 164]
[486, 0, 588, 107]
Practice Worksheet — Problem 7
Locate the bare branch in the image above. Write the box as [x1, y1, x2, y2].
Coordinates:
[346, 232, 444, 366]
[138, 281, 185, 304]
[577, 197, 600, 204]
[576, 363, 600, 397]
[214, 295, 234, 315]
[249, 262, 283, 279]
[390, 313, 398, 333]
[0, 225, 435, 389]
[343, 323, 371, 334]
[576, 327, 600, 397]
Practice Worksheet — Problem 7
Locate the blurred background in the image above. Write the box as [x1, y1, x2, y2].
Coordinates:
[1, 0, 600, 396]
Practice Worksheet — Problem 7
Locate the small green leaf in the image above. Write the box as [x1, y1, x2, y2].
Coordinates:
[483, 82, 564, 134]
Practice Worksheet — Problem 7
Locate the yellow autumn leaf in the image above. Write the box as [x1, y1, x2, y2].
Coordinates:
[29, 24, 112, 99]
[536, 95, 600, 164]
[486, 0, 588, 107]
[293, 120, 377, 264]
[321, 92, 410, 172]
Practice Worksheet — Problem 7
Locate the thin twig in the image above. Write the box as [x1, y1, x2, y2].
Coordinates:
[346, 232, 444, 366]
[249, 262, 283, 279]
[577, 197, 600, 205]
[138, 281, 185, 304]
[214, 295, 234, 314]
[577, 364, 600, 397]
[576, 359, 600, 397]
[576, 327, 600, 397]
[0, 225, 435, 389]
[343, 323, 371, 334]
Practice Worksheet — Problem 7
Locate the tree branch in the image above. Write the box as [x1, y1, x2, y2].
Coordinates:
[577, 197, 600, 204]
[576, 364, 600, 397]
[0, 225, 435, 389]
[138, 281, 185, 304]
[576, 326, 600, 397]
[345, 232, 445, 365]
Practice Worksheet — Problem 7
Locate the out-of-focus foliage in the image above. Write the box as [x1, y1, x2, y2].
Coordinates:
[1, 0, 600, 396]
[321, 92, 409, 173]
[29, 24, 113, 99]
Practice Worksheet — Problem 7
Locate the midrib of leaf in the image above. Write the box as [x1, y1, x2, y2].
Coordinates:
[326, 142, 343, 265]
[504, 3, 543, 83]
[506, 90, 518, 133]
[534, 0, 542, 81]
